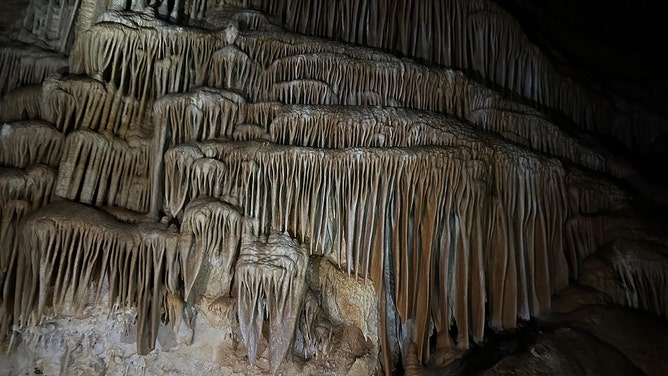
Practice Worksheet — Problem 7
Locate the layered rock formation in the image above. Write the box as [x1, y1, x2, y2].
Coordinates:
[1, 0, 667, 375]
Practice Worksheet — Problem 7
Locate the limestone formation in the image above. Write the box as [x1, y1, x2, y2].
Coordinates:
[247, 0, 668, 157]
[236, 232, 309, 373]
[1, 0, 668, 375]
[179, 196, 242, 301]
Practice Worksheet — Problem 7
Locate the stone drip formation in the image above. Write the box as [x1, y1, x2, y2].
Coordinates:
[1, 0, 668, 375]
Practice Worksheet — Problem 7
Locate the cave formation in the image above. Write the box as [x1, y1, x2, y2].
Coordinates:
[1, 0, 668, 375]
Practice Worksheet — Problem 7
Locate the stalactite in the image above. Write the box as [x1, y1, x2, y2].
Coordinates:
[560, 172, 632, 280]
[566, 169, 630, 216]
[178, 196, 242, 301]
[563, 215, 606, 279]
[0, 85, 43, 123]
[210, 34, 609, 174]
[2, 3, 665, 374]
[0, 121, 64, 168]
[209, 45, 263, 93]
[8, 201, 180, 354]
[71, 11, 226, 102]
[246, 0, 668, 156]
[0, 45, 68, 96]
[0, 165, 56, 210]
[41, 74, 146, 138]
[236, 232, 309, 374]
[0, 199, 30, 343]
[466, 105, 607, 172]
[16, 0, 227, 56]
[163, 143, 205, 218]
[55, 130, 151, 213]
[163, 138, 569, 362]
[0, 166, 55, 301]
[587, 239, 668, 320]
[243, 102, 283, 130]
[153, 87, 245, 148]
[47, 11, 234, 144]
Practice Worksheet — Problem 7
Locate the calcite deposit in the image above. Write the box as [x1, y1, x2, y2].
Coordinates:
[1, 0, 668, 375]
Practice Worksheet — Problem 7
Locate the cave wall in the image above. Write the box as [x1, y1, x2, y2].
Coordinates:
[247, 0, 668, 160]
[1, 0, 668, 375]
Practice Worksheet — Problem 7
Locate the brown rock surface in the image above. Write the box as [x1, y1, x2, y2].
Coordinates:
[1, 1, 668, 375]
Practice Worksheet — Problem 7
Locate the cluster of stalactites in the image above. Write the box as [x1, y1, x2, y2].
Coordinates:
[602, 239, 668, 319]
[178, 196, 242, 301]
[0, 45, 68, 96]
[0, 199, 31, 342]
[0, 85, 43, 123]
[163, 139, 570, 361]
[245, 0, 668, 156]
[0, 165, 55, 210]
[15, 0, 226, 54]
[17, 0, 80, 53]
[236, 232, 309, 374]
[0, 163, 55, 299]
[153, 87, 246, 148]
[2, 201, 181, 355]
[70, 11, 230, 105]
[0, 119, 60, 338]
[0, 121, 63, 168]
[42, 74, 149, 139]
[209, 33, 608, 174]
[55, 129, 151, 213]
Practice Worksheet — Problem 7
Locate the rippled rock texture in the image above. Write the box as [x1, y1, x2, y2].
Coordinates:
[1, 0, 668, 375]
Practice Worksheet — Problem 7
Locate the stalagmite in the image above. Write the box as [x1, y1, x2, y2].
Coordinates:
[236, 232, 309, 373]
[297, 289, 332, 360]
